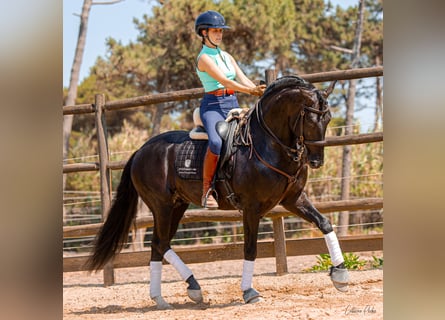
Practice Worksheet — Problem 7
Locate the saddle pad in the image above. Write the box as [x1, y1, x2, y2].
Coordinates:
[175, 140, 208, 180]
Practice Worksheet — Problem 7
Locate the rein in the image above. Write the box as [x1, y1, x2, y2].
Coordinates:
[255, 99, 303, 162]
[251, 142, 304, 185]
[246, 87, 329, 187]
[249, 104, 303, 189]
[254, 89, 330, 162]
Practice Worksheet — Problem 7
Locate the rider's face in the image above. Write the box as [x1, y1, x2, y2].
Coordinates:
[204, 28, 224, 46]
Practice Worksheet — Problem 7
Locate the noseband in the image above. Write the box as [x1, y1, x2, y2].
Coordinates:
[255, 89, 330, 163]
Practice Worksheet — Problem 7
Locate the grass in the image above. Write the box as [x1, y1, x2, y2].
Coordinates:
[304, 253, 383, 272]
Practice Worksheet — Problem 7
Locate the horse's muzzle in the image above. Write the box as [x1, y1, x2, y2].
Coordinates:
[309, 159, 323, 169]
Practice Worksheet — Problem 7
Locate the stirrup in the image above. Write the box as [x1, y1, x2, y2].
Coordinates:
[202, 189, 218, 209]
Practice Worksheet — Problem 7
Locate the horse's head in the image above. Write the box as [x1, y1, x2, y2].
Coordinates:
[297, 80, 335, 168]
[259, 77, 336, 169]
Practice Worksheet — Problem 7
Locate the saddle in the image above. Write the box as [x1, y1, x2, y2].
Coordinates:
[175, 107, 252, 209]
[189, 107, 249, 141]
[190, 107, 251, 172]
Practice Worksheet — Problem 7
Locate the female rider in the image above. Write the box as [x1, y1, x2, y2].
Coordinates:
[195, 10, 266, 209]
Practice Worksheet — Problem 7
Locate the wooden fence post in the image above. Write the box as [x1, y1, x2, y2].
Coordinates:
[272, 217, 288, 275]
[95, 93, 114, 286]
[265, 69, 288, 275]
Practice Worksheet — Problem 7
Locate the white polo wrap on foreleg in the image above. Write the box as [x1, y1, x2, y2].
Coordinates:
[149, 261, 162, 298]
[324, 231, 344, 266]
[163, 249, 193, 281]
[241, 260, 255, 291]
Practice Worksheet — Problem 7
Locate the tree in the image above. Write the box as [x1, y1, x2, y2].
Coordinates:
[337, 0, 366, 236]
[64, 0, 93, 168]
[362, 0, 383, 131]
[223, 0, 297, 75]
[63, 0, 125, 226]
[290, 0, 353, 74]
[63, 0, 124, 169]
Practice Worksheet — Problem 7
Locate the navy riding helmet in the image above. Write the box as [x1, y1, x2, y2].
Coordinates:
[195, 10, 231, 36]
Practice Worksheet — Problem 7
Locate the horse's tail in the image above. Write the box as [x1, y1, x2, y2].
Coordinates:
[85, 152, 139, 272]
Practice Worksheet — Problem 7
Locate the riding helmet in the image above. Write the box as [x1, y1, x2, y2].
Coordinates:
[195, 10, 231, 36]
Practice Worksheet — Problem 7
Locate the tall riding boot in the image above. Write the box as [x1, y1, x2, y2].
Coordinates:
[202, 147, 219, 209]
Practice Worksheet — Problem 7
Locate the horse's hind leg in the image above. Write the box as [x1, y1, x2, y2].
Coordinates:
[164, 203, 203, 303]
[149, 202, 203, 309]
[281, 192, 349, 292]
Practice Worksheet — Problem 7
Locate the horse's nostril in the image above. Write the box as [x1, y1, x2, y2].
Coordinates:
[309, 160, 323, 168]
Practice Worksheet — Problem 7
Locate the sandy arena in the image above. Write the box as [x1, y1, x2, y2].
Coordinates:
[63, 253, 383, 319]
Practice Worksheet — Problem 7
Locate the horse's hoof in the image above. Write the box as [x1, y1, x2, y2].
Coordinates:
[248, 296, 264, 303]
[329, 266, 349, 292]
[151, 295, 174, 310]
[187, 289, 203, 303]
[243, 288, 262, 304]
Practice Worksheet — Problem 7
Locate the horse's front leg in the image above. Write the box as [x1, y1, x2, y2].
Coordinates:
[281, 192, 349, 292]
[241, 211, 263, 304]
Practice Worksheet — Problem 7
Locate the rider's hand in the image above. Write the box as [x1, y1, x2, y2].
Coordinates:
[249, 84, 267, 97]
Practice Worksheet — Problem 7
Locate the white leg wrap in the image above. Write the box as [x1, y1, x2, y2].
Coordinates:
[241, 260, 255, 291]
[149, 261, 162, 298]
[163, 249, 193, 281]
[324, 231, 344, 266]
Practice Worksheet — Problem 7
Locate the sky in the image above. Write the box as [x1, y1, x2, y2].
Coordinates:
[63, 0, 376, 131]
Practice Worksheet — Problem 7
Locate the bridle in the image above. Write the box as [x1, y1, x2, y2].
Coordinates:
[246, 87, 330, 188]
[254, 88, 330, 163]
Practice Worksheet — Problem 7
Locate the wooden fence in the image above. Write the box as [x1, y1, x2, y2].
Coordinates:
[63, 67, 383, 285]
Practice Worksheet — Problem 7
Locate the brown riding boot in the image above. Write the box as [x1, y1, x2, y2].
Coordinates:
[202, 148, 219, 209]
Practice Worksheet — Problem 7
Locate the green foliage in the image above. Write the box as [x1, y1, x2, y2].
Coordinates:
[343, 252, 367, 270]
[66, 120, 150, 192]
[292, 0, 355, 73]
[304, 252, 368, 272]
[306, 253, 332, 272]
[65, 130, 100, 192]
[306, 139, 383, 202]
[371, 255, 383, 268]
[200, 231, 214, 244]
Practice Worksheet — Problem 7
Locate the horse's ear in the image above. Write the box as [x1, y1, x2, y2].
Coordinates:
[323, 80, 337, 98]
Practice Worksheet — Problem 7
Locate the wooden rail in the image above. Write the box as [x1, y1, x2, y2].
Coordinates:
[63, 198, 383, 275]
[62, 132, 383, 173]
[63, 198, 383, 239]
[63, 67, 383, 115]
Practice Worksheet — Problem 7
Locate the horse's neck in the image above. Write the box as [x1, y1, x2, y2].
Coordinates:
[251, 105, 304, 167]
[254, 104, 296, 149]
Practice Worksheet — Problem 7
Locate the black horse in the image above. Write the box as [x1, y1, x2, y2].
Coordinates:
[87, 76, 349, 309]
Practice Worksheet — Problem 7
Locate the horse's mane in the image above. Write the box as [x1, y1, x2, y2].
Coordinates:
[262, 76, 315, 99]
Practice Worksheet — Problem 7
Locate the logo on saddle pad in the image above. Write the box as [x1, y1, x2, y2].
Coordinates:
[175, 140, 207, 180]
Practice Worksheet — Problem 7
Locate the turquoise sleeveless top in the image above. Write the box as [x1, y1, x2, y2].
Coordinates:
[196, 45, 236, 92]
